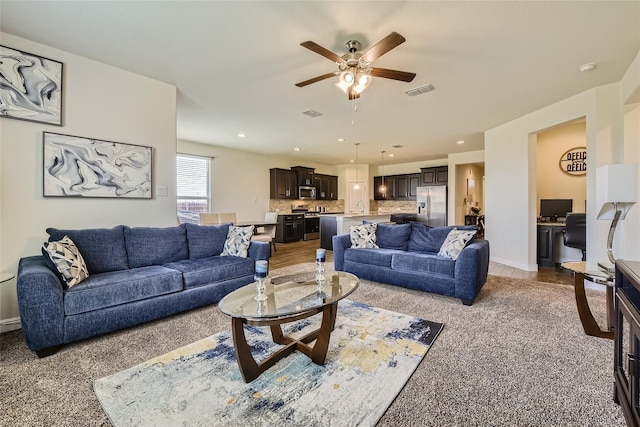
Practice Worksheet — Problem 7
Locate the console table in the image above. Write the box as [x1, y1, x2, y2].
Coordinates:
[614, 260, 640, 426]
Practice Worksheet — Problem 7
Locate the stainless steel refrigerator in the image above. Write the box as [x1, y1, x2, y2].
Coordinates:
[416, 185, 447, 226]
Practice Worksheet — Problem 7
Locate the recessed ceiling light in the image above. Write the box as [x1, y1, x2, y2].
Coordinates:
[457, 140, 465, 144]
[237, 133, 246, 138]
[349, 159, 355, 163]
[578, 63, 596, 72]
[338, 138, 345, 142]
[294, 147, 300, 151]
[388, 153, 394, 157]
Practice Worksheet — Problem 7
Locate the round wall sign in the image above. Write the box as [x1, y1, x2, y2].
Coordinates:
[559, 147, 586, 176]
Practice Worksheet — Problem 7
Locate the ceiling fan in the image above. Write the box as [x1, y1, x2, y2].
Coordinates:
[295, 32, 416, 100]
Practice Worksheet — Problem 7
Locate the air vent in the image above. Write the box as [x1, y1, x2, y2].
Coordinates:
[303, 110, 322, 117]
[391, 144, 403, 149]
[405, 84, 435, 97]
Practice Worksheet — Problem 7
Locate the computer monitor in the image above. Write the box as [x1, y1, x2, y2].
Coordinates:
[539, 199, 573, 219]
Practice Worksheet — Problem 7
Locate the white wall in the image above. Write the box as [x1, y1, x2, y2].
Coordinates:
[0, 34, 177, 329]
[485, 83, 637, 271]
[177, 139, 339, 221]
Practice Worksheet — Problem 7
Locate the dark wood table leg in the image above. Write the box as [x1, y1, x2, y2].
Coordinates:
[573, 272, 614, 339]
[310, 303, 338, 364]
[231, 303, 340, 382]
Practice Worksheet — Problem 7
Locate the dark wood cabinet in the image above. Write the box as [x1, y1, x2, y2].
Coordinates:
[614, 260, 640, 426]
[275, 214, 304, 243]
[374, 176, 397, 200]
[270, 168, 297, 199]
[421, 166, 448, 185]
[315, 174, 338, 200]
[537, 224, 563, 267]
[291, 166, 315, 187]
[396, 173, 420, 200]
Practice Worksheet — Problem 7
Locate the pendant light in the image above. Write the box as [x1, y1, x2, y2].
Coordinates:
[379, 150, 386, 194]
[353, 143, 360, 190]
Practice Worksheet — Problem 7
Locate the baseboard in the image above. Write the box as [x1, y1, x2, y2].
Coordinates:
[0, 317, 21, 334]
[491, 256, 537, 272]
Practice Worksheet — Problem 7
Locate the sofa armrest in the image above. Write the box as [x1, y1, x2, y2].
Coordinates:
[16, 256, 65, 352]
[454, 239, 490, 303]
[248, 241, 270, 263]
[332, 234, 352, 271]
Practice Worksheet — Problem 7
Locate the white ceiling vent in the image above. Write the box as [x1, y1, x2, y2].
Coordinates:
[303, 110, 322, 117]
[405, 84, 435, 97]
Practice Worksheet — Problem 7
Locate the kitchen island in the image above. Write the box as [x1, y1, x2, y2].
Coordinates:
[319, 214, 392, 250]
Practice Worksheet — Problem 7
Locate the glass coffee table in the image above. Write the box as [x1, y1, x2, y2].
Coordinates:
[218, 271, 359, 382]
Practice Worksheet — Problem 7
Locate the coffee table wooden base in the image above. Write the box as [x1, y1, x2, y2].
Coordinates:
[231, 302, 338, 383]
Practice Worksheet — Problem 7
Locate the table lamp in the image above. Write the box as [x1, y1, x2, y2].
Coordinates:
[596, 163, 638, 274]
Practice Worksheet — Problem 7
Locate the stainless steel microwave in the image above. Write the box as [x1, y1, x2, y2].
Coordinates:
[298, 186, 316, 200]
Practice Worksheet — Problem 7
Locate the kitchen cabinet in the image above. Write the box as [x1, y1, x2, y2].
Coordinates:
[270, 168, 297, 199]
[421, 166, 448, 185]
[374, 175, 397, 200]
[614, 260, 640, 426]
[396, 173, 420, 200]
[275, 214, 304, 243]
[315, 174, 338, 200]
[291, 166, 315, 187]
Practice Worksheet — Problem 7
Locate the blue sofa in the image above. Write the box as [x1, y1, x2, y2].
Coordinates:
[16, 223, 270, 357]
[332, 222, 490, 305]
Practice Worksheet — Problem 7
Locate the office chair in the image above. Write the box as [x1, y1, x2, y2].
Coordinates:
[563, 213, 586, 261]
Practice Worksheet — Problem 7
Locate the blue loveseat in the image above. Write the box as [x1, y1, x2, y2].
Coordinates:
[16, 223, 269, 357]
[332, 222, 490, 305]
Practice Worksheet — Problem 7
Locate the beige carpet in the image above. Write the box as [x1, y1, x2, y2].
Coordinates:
[0, 264, 624, 426]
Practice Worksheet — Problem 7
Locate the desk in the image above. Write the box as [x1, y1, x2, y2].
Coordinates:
[561, 261, 614, 339]
[537, 222, 565, 267]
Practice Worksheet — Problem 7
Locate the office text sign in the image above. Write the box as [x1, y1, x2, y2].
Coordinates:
[559, 147, 586, 176]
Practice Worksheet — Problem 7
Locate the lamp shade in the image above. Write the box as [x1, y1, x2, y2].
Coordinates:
[596, 163, 638, 220]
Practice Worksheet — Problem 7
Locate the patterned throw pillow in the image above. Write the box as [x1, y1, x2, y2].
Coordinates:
[349, 223, 379, 248]
[438, 228, 477, 260]
[42, 235, 89, 287]
[221, 225, 254, 258]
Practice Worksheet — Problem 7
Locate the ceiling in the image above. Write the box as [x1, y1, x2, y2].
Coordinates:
[1, 1, 639, 166]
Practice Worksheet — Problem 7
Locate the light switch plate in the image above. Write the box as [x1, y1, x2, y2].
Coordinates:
[156, 185, 168, 196]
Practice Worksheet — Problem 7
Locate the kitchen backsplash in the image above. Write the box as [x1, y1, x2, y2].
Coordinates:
[371, 200, 416, 214]
[269, 199, 345, 214]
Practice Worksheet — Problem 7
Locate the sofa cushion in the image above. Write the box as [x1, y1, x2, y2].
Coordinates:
[438, 228, 477, 260]
[221, 225, 254, 258]
[408, 223, 477, 253]
[350, 223, 379, 248]
[391, 252, 455, 277]
[46, 226, 128, 274]
[164, 256, 254, 289]
[63, 266, 183, 315]
[124, 225, 188, 268]
[42, 236, 89, 288]
[344, 248, 396, 268]
[376, 223, 411, 250]
[185, 223, 230, 259]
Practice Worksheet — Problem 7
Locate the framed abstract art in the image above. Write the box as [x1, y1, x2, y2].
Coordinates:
[0, 45, 63, 126]
[43, 132, 152, 198]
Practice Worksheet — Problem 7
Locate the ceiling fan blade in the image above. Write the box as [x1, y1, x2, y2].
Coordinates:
[300, 41, 345, 64]
[295, 72, 339, 87]
[360, 32, 406, 63]
[370, 67, 416, 82]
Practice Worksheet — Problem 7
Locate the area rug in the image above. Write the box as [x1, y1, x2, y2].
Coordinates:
[93, 299, 443, 426]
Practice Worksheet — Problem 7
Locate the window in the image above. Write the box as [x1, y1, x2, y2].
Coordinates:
[177, 154, 210, 224]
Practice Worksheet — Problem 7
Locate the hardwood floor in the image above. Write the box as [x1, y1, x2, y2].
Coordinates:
[269, 239, 573, 286]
